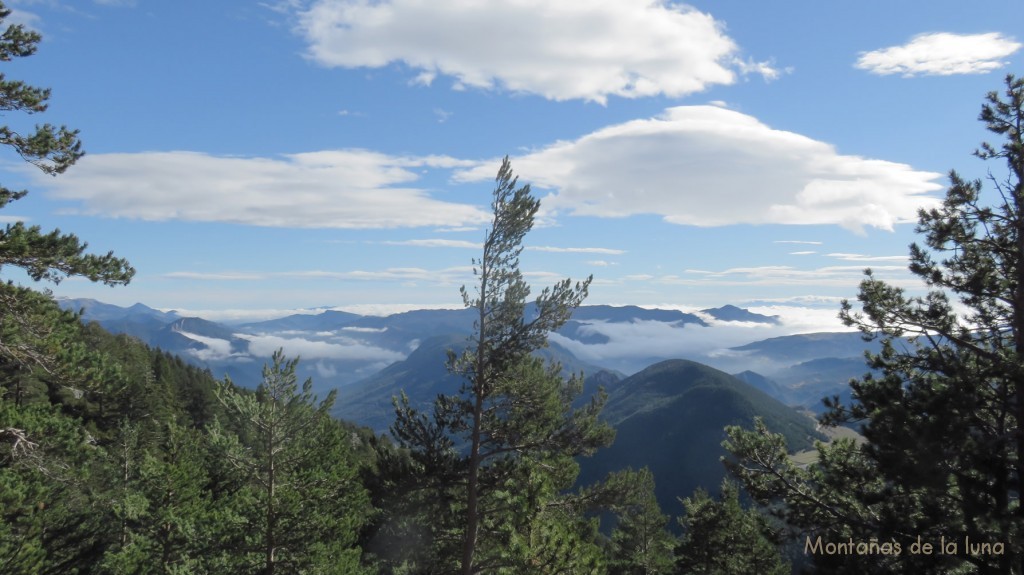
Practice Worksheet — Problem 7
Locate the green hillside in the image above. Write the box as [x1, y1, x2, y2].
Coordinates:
[579, 359, 824, 520]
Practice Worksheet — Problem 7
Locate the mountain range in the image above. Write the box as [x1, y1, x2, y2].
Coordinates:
[57, 297, 872, 510]
[55, 298, 877, 411]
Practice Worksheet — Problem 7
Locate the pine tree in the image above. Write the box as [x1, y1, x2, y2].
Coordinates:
[0, 1, 133, 290]
[0, 0, 133, 403]
[607, 468, 676, 575]
[0, 398, 108, 574]
[390, 157, 613, 574]
[675, 480, 788, 575]
[97, 422, 213, 575]
[208, 350, 371, 575]
[725, 75, 1024, 574]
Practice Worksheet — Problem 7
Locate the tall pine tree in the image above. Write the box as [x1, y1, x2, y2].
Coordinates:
[390, 157, 613, 574]
[725, 75, 1024, 574]
[209, 351, 371, 575]
[0, 0, 133, 290]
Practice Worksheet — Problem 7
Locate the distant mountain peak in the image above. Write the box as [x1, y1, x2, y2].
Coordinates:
[700, 304, 781, 324]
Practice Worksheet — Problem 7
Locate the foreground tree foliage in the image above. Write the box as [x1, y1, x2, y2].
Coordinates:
[386, 157, 615, 574]
[210, 351, 372, 575]
[0, 1, 132, 292]
[675, 479, 788, 575]
[0, 0, 132, 389]
[607, 467, 676, 575]
[725, 75, 1024, 574]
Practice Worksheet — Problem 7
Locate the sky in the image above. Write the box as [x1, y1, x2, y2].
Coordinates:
[1, 0, 1022, 328]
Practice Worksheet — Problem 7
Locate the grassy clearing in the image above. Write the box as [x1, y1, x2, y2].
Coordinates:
[789, 410, 865, 467]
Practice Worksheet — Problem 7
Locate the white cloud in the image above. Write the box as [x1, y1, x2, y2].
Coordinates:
[856, 32, 1022, 76]
[261, 1, 305, 15]
[826, 253, 908, 262]
[160, 307, 315, 323]
[455, 106, 943, 232]
[743, 295, 848, 308]
[333, 303, 460, 317]
[583, 264, 923, 293]
[433, 108, 453, 123]
[382, 239, 481, 249]
[674, 264, 910, 285]
[315, 360, 337, 378]
[38, 150, 489, 229]
[789, 251, 816, 256]
[175, 330, 239, 361]
[163, 266, 479, 288]
[733, 56, 788, 81]
[295, 0, 773, 103]
[526, 246, 626, 255]
[340, 326, 388, 333]
[774, 240, 823, 245]
[164, 271, 268, 281]
[235, 332, 406, 362]
[6, 8, 41, 30]
[745, 305, 853, 333]
[164, 303, 460, 323]
[549, 310, 849, 373]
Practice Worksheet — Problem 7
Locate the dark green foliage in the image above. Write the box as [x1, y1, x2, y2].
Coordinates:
[387, 157, 613, 574]
[607, 468, 676, 575]
[209, 350, 372, 574]
[96, 422, 215, 574]
[0, 2, 133, 290]
[725, 75, 1024, 574]
[578, 359, 821, 523]
[0, 1, 80, 179]
[0, 13, 384, 572]
[676, 480, 788, 575]
[1, 398, 108, 574]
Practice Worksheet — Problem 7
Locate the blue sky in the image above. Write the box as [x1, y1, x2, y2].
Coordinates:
[2, 0, 1022, 327]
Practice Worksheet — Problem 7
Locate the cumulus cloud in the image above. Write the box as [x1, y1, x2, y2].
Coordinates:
[38, 150, 489, 229]
[454, 106, 943, 232]
[856, 32, 1021, 76]
[295, 0, 776, 103]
